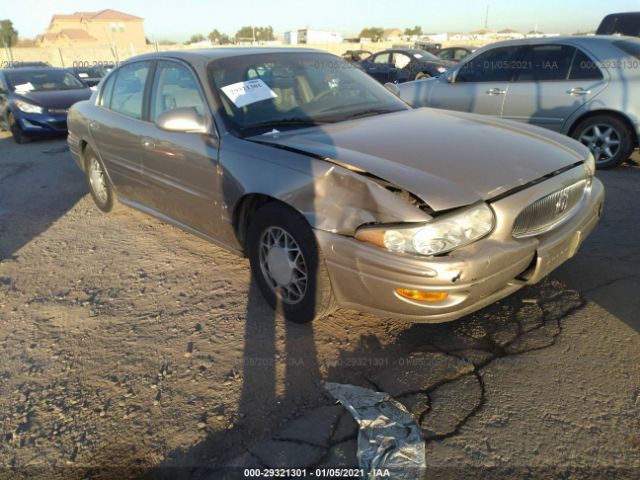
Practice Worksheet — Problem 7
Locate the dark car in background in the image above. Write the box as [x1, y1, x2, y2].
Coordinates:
[597, 12, 640, 37]
[436, 46, 475, 62]
[360, 48, 452, 83]
[70, 64, 113, 87]
[341, 50, 372, 63]
[0, 67, 92, 143]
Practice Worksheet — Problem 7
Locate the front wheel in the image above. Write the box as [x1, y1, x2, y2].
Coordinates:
[84, 147, 114, 212]
[415, 72, 431, 81]
[8, 112, 29, 144]
[247, 203, 337, 323]
[572, 115, 634, 169]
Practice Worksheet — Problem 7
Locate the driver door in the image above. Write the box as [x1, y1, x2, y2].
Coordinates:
[140, 60, 223, 236]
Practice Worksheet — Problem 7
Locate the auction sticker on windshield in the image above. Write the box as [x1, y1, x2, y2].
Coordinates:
[14, 82, 34, 93]
[221, 79, 277, 108]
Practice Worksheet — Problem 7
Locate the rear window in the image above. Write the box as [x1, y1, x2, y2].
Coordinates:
[614, 39, 640, 59]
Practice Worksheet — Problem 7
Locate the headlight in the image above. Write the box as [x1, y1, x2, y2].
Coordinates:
[355, 203, 495, 256]
[436, 67, 447, 73]
[13, 100, 43, 114]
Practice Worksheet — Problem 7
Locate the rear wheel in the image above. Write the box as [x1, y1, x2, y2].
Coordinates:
[572, 115, 634, 169]
[84, 147, 114, 212]
[247, 202, 337, 323]
[8, 112, 29, 144]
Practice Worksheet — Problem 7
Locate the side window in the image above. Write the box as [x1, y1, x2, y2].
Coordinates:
[372, 53, 391, 64]
[569, 49, 604, 80]
[150, 61, 206, 123]
[457, 47, 522, 82]
[516, 45, 575, 82]
[438, 49, 453, 60]
[110, 61, 151, 120]
[454, 49, 470, 61]
[99, 72, 116, 107]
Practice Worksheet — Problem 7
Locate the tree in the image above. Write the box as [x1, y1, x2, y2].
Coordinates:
[208, 29, 222, 44]
[185, 33, 206, 45]
[0, 19, 18, 48]
[404, 25, 423, 36]
[235, 26, 274, 42]
[359, 27, 384, 42]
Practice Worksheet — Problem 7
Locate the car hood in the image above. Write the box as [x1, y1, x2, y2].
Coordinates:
[13, 89, 93, 110]
[251, 108, 589, 211]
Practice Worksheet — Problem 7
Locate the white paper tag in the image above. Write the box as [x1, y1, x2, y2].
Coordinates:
[78, 73, 89, 78]
[14, 82, 34, 93]
[221, 79, 277, 108]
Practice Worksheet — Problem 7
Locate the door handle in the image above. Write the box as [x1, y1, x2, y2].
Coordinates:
[141, 137, 155, 150]
[567, 87, 591, 96]
[486, 88, 506, 96]
[89, 121, 100, 130]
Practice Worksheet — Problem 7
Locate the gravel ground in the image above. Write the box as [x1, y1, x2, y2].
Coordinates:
[0, 133, 638, 479]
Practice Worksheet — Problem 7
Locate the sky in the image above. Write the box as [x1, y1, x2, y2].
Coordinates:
[7, 0, 640, 41]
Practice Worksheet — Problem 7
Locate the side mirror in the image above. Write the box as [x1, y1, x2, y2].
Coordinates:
[384, 82, 400, 96]
[155, 107, 208, 133]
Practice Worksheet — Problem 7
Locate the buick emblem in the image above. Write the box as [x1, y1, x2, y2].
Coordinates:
[555, 192, 569, 215]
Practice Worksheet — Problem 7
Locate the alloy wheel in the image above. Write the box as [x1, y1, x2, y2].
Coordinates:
[88, 156, 108, 204]
[578, 124, 622, 165]
[258, 226, 308, 305]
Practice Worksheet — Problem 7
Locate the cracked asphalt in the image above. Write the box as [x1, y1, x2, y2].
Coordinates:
[0, 133, 639, 479]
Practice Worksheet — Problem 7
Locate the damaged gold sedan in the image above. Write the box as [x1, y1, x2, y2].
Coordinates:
[67, 48, 604, 323]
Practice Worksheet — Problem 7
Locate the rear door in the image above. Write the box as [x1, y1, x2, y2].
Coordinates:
[364, 52, 394, 83]
[428, 46, 523, 116]
[140, 59, 222, 236]
[89, 60, 154, 202]
[501, 45, 608, 132]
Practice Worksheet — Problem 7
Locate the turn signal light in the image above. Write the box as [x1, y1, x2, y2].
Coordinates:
[395, 289, 448, 302]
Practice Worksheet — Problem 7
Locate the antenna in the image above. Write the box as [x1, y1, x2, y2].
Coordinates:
[484, 2, 490, 29]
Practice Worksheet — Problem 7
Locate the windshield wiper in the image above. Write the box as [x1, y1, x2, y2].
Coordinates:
[329, 108, 404, 121]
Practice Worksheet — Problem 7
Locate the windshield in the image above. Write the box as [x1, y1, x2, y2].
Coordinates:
[5, 69, 87, 92]
[208, 52, 409, 135]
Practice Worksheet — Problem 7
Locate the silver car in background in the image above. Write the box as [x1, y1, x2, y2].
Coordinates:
[398, 36, 640, 169]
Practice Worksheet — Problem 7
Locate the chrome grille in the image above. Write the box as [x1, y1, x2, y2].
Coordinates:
[48, 108, 68, 114]
[512, 179, 588, 238]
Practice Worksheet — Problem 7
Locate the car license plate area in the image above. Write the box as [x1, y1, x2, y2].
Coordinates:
[527, 231, 581, 284]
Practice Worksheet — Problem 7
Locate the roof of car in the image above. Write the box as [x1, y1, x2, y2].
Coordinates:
[125, 47, 325, 64]
[480, 35, 640, 48]
[1, 67, 69, 74]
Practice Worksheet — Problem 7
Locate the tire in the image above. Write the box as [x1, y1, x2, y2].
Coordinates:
[8, 112, 29, 144]
[572, 114, 634, 169]
[84, 146, 114, 213]
[415, 72, 431, 81]
[247, 202, 337, 324]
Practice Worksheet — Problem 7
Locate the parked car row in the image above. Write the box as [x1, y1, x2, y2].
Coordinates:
[397, 35, 640, 169]
[65, 47, 604, 324]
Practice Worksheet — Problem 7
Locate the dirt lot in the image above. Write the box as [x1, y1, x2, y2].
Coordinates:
[0, 133, 639, 479]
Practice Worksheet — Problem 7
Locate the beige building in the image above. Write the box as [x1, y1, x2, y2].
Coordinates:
[37, 9, 145, 48]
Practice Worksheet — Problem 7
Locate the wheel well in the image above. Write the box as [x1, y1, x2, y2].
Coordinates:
[232, 194, 278, 251]
[569, 110, 639, 147]
[79, 140, 89, 170]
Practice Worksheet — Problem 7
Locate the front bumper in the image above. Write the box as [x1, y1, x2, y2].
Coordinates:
[14, 111, 68, 135]
[317, 175, 604, 323]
